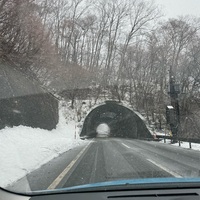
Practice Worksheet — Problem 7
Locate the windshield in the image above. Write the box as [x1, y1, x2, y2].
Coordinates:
[1, 0, 200, 195]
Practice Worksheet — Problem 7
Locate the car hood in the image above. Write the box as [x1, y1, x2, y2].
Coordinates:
[32, 177, 200, 195]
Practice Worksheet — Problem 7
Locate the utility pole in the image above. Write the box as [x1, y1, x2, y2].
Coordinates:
[167, 68, 180, 143]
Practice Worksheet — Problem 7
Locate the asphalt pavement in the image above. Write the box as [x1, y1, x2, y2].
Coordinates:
[61, 138, 200, 188]
[8, 138, 200, 192]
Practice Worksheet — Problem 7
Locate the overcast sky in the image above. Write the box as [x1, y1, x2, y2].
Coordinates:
[154, 0, 200, 19]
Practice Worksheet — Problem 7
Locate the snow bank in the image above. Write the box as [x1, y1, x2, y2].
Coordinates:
[0, 105, 87, 188]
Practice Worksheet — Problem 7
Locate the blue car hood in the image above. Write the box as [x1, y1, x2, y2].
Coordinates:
[42, 177, 200, 193]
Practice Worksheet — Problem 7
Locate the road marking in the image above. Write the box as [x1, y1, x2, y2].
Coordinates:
[47, 142, 91, 190]
[147, 159, 182, 178]
[122, 143, 131, 149]
[89, 146, 99, 182]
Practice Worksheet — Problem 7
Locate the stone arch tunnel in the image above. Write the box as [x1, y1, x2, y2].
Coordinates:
[80, 101, 152, 139]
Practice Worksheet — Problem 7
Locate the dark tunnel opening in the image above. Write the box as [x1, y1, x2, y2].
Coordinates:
[80, 101, 152, 139]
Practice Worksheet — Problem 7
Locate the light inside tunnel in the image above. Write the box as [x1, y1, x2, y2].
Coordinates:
[96, 123, 110, 137]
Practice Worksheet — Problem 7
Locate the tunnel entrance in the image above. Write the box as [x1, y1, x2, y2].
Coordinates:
[80, 101, 152, 139]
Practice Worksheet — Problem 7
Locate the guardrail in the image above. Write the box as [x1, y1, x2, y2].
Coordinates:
[155, 135, 200, 149]
[156, 135, 200, 144]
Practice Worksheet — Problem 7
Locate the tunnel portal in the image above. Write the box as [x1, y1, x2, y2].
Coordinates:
[80, 101, 152, 139]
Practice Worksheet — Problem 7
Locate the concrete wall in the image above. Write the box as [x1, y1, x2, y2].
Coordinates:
[0, 62, 58, 130]
[0, 93, 58, 130]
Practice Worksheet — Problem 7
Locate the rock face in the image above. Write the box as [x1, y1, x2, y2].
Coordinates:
[0, 63, 58, 130]
[80, 101, 152, 139]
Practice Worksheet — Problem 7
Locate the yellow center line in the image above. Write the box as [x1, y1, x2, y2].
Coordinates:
[47, 141, 92, 190]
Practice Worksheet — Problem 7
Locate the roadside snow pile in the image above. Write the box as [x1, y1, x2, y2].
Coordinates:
[159, 139, 200, 151]
[0, 105, 87, 188]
